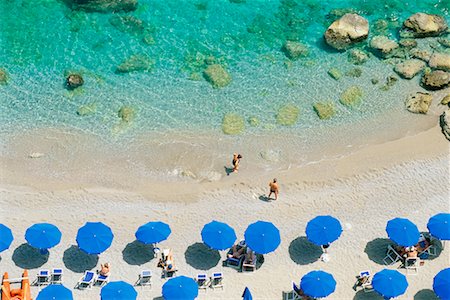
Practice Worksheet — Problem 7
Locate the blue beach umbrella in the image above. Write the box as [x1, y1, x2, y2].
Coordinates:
[136, 221, 171, 244]
[428, 213, 450, 240]
[101, 281, 137, 300]
[244, 221, 281, 254]
[25, 223, 61, 250]
[300, 270, 336, 298]
[162, 276, 198, 300]
[0, 224, 13, 252]
[201, 221, 236, 250]
[386, 218, 420, 247]
[242, 287, 253, 300]
[306, 215, 342, 246]
[76, 222, 114, 255]
[37, 284, 73, 300]
[372, 269, 408, 299]
[433, 268, 450, 300]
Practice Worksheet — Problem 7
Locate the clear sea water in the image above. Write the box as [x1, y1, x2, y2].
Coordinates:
[0, 0, 449, 141]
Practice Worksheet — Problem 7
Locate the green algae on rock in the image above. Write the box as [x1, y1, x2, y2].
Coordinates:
[222, 113, 244, 134]
[0, 68, 8, 85]
[77, 103, 97, 116]
[116, 54, 155, 73]
[203, 64, 232, 88]
[282, 41, 309, 60]
[118, 106, 135, 122]
[328, 68, 342, 80]
[313, 102, 336, 119]
[340, 86, 363, 107]
[276, 104, 300, 126]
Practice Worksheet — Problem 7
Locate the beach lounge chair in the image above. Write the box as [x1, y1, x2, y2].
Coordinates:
[383, 245, 403, 265]
[76, 271, 95, 289]
[51, 268, 63, 284]
[137, 270, 152, 287]
[210, 272, 224, 290]
[95, 273, 110, 287]
[418, 234, 438, 258]
[242, 251, 257, 272]
[36, 270, 50, 286]
[405, 257, 420, 275]
[196, 274, 209, 291]
[354, 270, 373, 292]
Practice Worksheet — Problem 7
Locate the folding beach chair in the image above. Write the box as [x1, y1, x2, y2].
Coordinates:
[137, 270, 152, 287]
[76, 271, 95, 289]
[36, 270, 50, 286]
[210, 272, 224, 290]
[383, 245, 403, 265]
[95, 273, 110, 287]
[196, 273, 209, 291]
[51, 268, 63, 284]
[405, 257, 420, 275]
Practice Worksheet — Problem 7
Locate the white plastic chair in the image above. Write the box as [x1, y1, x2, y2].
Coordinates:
[383, 245, 403, 265]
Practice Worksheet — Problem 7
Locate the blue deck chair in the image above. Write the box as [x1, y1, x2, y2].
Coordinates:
[36, 270, 50, 286]
[51, 268, 63, 284]
[76, 271, 95, 289]
[95, 273, 110, 287]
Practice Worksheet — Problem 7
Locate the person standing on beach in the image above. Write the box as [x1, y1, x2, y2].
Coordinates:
[268, 178, 279, 200]
[232, 153, 242, 173]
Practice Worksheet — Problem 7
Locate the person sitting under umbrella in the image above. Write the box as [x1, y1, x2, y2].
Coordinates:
[99, 262, 111, 277]
[228, 240, 246, 259]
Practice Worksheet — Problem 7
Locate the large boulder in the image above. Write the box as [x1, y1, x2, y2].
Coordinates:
[324, 13, 369, 50]
[66, 73, 84, 89]
[440, 109, 450, 141]
[340, 86, 363, 107]
[116, 54, 154, 73]
[428, 53, 450, 71]
[69, 0, 138, 13]
[402, 13, 448, 38]
[0, 68, 8, 85]
[405, 92, 433, 114]
[369, 36, 399, 57]
[282, 41, 309, 60]
[421, 70, 450, 90]
[222, 113, 244, 134]
[203, 64, 232, 88]
[394, 59, 426, 79]
[276, 104, 300, 126]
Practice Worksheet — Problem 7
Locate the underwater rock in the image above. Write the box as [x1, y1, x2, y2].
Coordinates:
[327, 68, 342, 80]
[405, 92, 432, 114]
[313, 102, 336, 119]
[345, 68, 362, 77]
[66, 73, 84, 90]
[438, 38, 450, 48]
[421, 70, 450, 90]
[260, 149, 280, 162]
[116, 54, 154, 73]
[0, 68, 8, 85]
[109, 15, 144, 35]
[347, 49, 369, 65]
[428, 53, 450, 71]
[380, 75, 398, 91]
[276, 104, 300, 126]
[142, 34, 155, 45]
[340, 86, 363, 107]
[372, 19, 389, 35]
[77, 103, 97, 116]
[394, 59, 426, 79]
[118, 106, 135, 122]
[371, 78, 379, 84]
[440, 109, 450, 141]
[324, 13, 369, 50]
[282, 41, 309, 60]
[409, 48, 432, 62]
[441, 94, 450, 106]
[369, 36, 399, 57]
[222, 113, 244, 135]
[69, 0, 137, 13]
[203, 64, 232, 88]
[248, 116, 260, 127]
[229, 0, 246, 3]
[402, 13, 448, 38]
[399, 39, 417, 48]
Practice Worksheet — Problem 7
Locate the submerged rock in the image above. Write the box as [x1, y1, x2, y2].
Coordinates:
[421, 70, 450, 90]
[347, 49, 369, 65]
[77, 103, 97, 116]
[438, 38, 450, 48]
[440, 109, 450, 141]
[324, 13, 369, 50]
[405, 92, 433, 114]
[394, 59, 426, 79]
[276, 104, 300, 126]
[248, 116, 260, 127]
[345, 68, 362, 77]
[428, 53, 450, 71]
[340, 86, 363, 107]
[203, 64, 231, 88]
[380, 75, 398, 91]
[66, 73, 84, 89]
[69, 0, 138, 13]
[409, 48, 432, 62]
[369, 36, 399, 57]
[222, 113, 244, 134]
[0, 68, 8, 85]
[441, 94, 450, 106]
[399, 39, 417, 48]
[282, 41, 309, 60]
[327, 68, 342, 80]
[116, 54, 154, 73]
[109, 15, 145, 35]
[402, 13, 448, 38]
[313, 102, 336, 119]
[118, 106, 135, 122]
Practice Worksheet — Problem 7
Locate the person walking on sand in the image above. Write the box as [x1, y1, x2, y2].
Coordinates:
[268, 178, 279, 200]
[232, 153, 242, 173]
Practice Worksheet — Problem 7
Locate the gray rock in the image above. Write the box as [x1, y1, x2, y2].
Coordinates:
[66, 73, 84, 89]
[116, 54, 154, 73]
[347, 49, 369, 65]
[394, 59, 426, 79]
[282, 41, 309, 60]
[428, 52, 450, 71]
[324, 13, 369, 50]
[370, 35, 399, 57]
[405, 92, 433, 114]
[402, 13, 448, 38]
[421, 70, 450, 90]
[440, 109, 450, 141]
[203, 64, 232, 88]
[0, 68, 8, 85]
[69, 0, 137, 13]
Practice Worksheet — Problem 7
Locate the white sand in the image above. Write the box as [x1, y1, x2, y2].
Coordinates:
[1, 121, 450, 299]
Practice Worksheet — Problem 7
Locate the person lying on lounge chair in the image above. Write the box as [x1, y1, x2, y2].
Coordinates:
[415, 235, 430, 252]
[400, 246, 418, 259]
[244, 248, 256, 264]
[227, 241, 246, 258]
[99, 263, 111, 277]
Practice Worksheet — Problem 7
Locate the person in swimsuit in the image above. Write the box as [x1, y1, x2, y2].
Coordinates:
[232, 153, 242, 173]
[268, 178, 279, 200]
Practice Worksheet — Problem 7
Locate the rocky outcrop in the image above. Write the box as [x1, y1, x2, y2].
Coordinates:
[313, 102, 336, 119]
[348, 49, 369, 65]
[222, 113, 244, 134]
[0, 68, 8, 85]
[440, 109, 450, 141]
[276, 104, 300, 126]
[340, 86, 363, 107]
[369, 36, 399, 57]
[441, 94, 450, 106]
[409, 48, 432, 62]
[116, 54, 154, 73]
[69, 0, 138, 13]
[405, 92, 433, 114]
[421, 70, 450, 90]
[203, 64, 232, 88]
[324, 13, 369, 50]
[402, 13, 448, 38]
[428, 53, 450, 71]
[66, 73, 84, 89]
[394, 59, 426, 79]
[282, 41, 309, 60]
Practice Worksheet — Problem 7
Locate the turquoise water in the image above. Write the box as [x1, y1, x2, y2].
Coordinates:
[0, 0, 449, 139]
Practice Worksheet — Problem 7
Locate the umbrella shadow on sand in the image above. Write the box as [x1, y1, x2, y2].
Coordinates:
[364, 238, 394, 265]
[12, 243, 49, 269]
[63, 245, 98, 273]
[288, 236, 322, 265]
[353, 290, 383, 300]
[185, 243, 220, 270]
[122, 240, 155, 265]
[414, 289, 439, 300]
